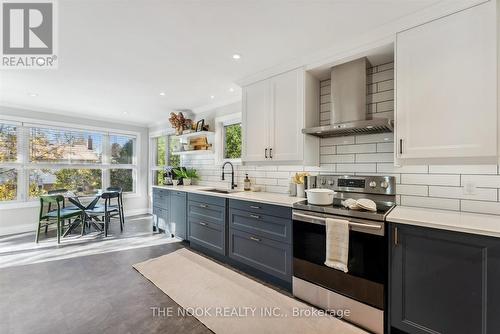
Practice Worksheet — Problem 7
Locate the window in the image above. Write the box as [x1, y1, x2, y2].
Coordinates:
[223, 123, 242, 159]
[0, 168, 17, 201]
[0, 120, 139, 203]
[0, 124, 17, 162]
[151, 134, 180, 185]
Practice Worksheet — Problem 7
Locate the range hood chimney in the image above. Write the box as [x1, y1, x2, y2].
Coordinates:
[302, 57, 393, 138]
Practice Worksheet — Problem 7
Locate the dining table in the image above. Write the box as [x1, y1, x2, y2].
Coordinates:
[57, 190, 105, 237]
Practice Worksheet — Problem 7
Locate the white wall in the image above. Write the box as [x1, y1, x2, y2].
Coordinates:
[0, 106, 150, 236]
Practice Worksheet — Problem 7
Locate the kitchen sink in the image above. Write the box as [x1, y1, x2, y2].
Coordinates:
[202, 188, 240, 194]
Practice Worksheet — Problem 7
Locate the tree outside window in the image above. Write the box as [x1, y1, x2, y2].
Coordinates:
[224, 123, 242, 159]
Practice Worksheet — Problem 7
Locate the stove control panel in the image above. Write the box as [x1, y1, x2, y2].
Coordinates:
[316, 175, 396, 195]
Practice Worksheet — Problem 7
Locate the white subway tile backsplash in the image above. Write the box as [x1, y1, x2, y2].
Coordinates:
[320, 86, 330, 95]
[355, 153, 393, 163]
[265, 171, 289, 179]
[336, 163, 377, 173]
[320, 104, 330, 112]
[320, 154, 355, 164]
[320, 112, 330, 121]
[320, 95, 330, 104]
[320, 80, 330, 87]
[376, 100, 394, 112]
[429, 186, 497, 201]
[255, 178, 278, 186]
[396, 184, 428, 196]
[369, 69, 394, 84]
[376, 142, 394, 153]
[337, 144, 376, 154]
[401, 196, 460, 211]
[355, 133, 394, 144]
[377, 163, 428, 174]
[367, 90, 394, 104]
[320, 146, 336, 155]
[461, 200, 500, 215]
[401, 174, 460, 186]
[321, 136, 355, 146]
[429, 165, 498, 175]
[377, 79, 394, 92]
[461, 175, 500, 188]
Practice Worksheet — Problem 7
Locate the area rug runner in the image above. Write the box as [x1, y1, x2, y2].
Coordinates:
[133, 248, 367, 334]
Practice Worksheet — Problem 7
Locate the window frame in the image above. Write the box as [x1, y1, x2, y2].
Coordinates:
[214, 113, 242, 165]
[149, 129, 181, 187]
[0, 117, 140, 205]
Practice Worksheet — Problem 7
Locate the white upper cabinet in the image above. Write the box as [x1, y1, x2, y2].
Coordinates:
[242, 79, 271, 162]
[242, 67, 319, 165]
[395, 1, 497, 164]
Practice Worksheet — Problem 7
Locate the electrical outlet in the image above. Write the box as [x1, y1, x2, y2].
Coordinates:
[463, 182, 477, 195]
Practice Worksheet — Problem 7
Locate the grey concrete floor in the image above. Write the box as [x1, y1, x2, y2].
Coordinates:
[0, 218, 212, 334]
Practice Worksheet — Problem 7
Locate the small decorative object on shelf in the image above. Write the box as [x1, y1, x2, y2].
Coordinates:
[195, 119, 205, 132]
[169, 112, 193, 135]
[291, 172, 309, 197]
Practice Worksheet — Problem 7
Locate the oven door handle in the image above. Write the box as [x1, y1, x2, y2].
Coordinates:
[292, 212, 382, 230]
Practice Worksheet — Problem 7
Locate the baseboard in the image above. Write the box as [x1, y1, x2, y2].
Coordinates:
[124, 208, 151, 217]
[0, 224, 35, 237]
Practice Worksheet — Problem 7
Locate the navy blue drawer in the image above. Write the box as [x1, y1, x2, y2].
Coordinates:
[188, 201, 225, 224]
[229, 229, 292, 283]
[153, 188, 169, 209]
[229, 199, 291, 219]
[229, 208, 291, 244]
[188, 193, 226, 207]
[189, 218, 224, 255]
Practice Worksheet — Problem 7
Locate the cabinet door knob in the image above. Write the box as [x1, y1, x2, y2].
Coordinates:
[250, 236, 261, 242]
[265, 148, 268, 159]
[269, 148, 273, 159]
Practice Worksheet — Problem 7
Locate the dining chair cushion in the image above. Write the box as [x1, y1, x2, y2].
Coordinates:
[44, 208, 82, 219]
[85, 206, 119, 215]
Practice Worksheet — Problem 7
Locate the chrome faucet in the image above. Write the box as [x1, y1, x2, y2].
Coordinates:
[221, 162, 237, 190]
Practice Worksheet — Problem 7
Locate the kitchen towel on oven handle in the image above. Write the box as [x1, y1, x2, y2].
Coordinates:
[324, 218, 349, 273]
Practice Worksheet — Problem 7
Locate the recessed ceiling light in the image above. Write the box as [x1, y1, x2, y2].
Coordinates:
[229, 88, 235, 93]
[28, 93, 38, 97]
[210, 95, 215, 99]
[159, 92, 166, 96]
[232, 54, 241, 60]
[123, 111, 128, 115]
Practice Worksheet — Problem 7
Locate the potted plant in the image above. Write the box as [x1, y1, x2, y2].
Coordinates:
[173, 168, 199, 186]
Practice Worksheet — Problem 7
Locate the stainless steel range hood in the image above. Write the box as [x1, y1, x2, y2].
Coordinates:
[302, 58, 393, 138]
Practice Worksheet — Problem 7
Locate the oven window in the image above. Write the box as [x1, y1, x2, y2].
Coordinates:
[293, 220, 387, 284]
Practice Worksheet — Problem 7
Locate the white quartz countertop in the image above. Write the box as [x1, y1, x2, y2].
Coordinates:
[387, 206, 500, 238]
[152, 185, 305, 207]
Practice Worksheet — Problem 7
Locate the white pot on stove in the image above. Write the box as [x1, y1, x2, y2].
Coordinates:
[305, 188, 335, 205]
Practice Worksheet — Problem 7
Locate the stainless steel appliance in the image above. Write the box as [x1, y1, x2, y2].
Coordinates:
[301, 58, 393, 137]
[292, 175, 396, 334]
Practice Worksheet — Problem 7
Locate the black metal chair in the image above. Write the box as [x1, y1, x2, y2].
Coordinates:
[45, 189, 77, 233]
[85, 192, 122, 237]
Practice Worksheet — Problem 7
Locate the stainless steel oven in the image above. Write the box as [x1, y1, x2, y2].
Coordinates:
[292, 175, 396, 334]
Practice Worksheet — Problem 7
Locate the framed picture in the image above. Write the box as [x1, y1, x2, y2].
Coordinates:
[195, 119, 205, 132]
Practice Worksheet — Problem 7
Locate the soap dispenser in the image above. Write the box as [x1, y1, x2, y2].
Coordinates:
[244, 174, 251, 191]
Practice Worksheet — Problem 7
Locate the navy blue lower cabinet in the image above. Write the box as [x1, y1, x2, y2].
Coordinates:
[229, 228, 292, 283]
[170, 191, 187, 240]
[152, 188, 170, 233]
[389, 223, 500, 334]
[187, 193, 227, 255]
[228, 199, 292, 285]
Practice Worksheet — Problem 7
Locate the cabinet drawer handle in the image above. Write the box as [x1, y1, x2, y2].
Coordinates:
[199, 222, 207, 226]
[269, 148, 273, 159]
[265, 148, 268, 159]
[250, 214, 261, 219]
[394, 226, 399, 246]
[200, 204, 208, 208]
[249, 205, 261, 209]
[399, 139, 403, 155]
[250, 236, 261, 242]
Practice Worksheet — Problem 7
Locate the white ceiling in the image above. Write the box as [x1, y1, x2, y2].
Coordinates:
[0, 0, 441, 126]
